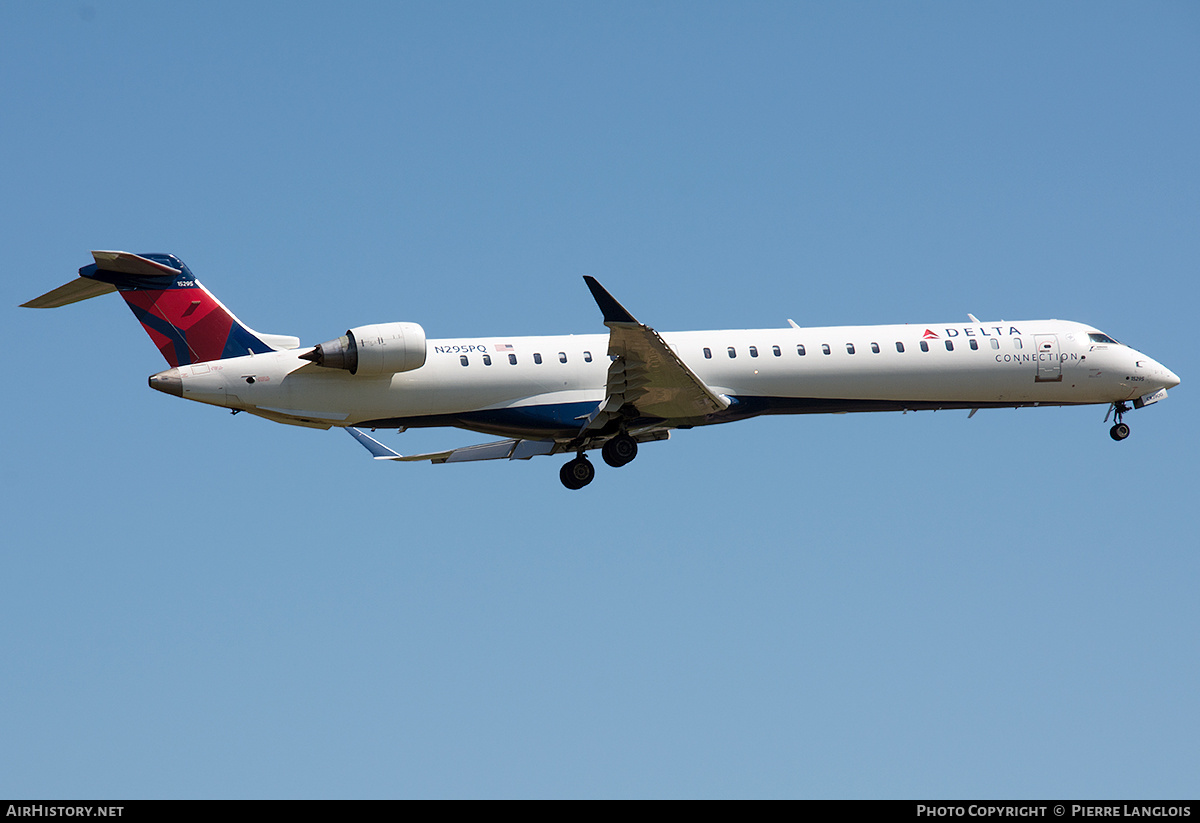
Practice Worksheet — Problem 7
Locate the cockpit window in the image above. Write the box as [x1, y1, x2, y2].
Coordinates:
[1088, 332, 1120, 345]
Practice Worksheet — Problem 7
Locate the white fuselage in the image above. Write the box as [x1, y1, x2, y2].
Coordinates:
[164, 318, 1179, 440]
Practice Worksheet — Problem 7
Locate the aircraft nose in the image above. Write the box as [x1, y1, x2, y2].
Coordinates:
[1134, 354, 1180, 391]
[149, 367, 183, 397]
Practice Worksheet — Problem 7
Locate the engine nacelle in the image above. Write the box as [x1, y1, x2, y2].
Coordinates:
[301, 322, 426, 375]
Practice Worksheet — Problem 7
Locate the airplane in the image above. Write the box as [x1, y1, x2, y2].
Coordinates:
[24, 251, 1180, 489]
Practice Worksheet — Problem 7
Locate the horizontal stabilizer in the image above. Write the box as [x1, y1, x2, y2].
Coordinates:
[21, 277, 117, 308]
[22, 250, 178, 309]
[91, 250, 181, 277]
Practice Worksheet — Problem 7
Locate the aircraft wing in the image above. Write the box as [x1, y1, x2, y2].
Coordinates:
[346, 427, 558, 464]
[582, 276, 729, 430]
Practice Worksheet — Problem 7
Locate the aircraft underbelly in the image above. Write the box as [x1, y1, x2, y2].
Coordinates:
[744, 365, 1090, 404]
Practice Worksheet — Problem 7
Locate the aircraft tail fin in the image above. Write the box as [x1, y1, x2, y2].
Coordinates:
[23, 251, 301, 367]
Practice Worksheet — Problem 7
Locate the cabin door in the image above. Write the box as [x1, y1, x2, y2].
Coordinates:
[1034, 334, 1062, 382]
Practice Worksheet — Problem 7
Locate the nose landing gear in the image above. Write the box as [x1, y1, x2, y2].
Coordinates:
[1106, 402, 1131, 441]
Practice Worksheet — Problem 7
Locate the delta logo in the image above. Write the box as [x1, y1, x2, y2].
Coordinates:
[922, 329, 939, 339]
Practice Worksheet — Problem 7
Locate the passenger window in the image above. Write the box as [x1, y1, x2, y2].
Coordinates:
[728, 347, 737, 359]
[483, 354, 492, 366]
[990, 338, 999, 350]
[559, 352, 567, 363]
[508, 354, 517, 365]
[969, 339, 979, 351]
[584, 351, 592, 362]
[459, 355, 468, 367]
[920, 341, 929, 352]
[871, 342, 880, 354]
[703, 347, 712, 359]
[945, 340, 954, 351]
[533, 353, 542, 364]
[1013, 338, 1023, 350]
[846, 343, 855, 354]
[772, 345, 781, 357]
[896, 342, 905, 353]
[821, 344, 831, 355]
[749, 346, 758, 358]
[797, 345, 806, 356]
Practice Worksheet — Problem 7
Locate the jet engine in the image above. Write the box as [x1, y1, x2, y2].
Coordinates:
[301, 322, 426, 375]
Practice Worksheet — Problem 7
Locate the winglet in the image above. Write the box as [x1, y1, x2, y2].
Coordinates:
[583, 276, 639, 325]
[346, 427, 405, 459]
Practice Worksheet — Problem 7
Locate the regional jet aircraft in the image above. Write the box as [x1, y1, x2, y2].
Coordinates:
[24, 251, 1180, 489]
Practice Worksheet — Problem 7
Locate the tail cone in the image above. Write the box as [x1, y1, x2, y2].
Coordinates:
[148, 368, 183, 397]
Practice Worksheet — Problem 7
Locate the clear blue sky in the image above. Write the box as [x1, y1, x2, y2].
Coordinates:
[3, 1, 1197, 799]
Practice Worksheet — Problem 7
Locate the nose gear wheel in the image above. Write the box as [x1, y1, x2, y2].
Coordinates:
[1105, 402, 1131, 441]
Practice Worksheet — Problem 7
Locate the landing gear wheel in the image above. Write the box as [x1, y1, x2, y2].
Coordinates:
[560, 455, 595, 490]
[1110, 423, 1130, 441]
[602, 434, 638, 468]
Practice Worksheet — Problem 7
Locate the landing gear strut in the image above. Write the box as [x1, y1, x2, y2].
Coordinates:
[1107, 402, 1131, 441]
[560, 454, 595, 490]
[601, 433, 638, 468]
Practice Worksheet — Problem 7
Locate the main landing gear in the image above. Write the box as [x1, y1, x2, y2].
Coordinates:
[560, 454, 595, 490]
[601, 433, 638, 468]
[560, 434, 640, 489]
[1107, 401, 1131, 441]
